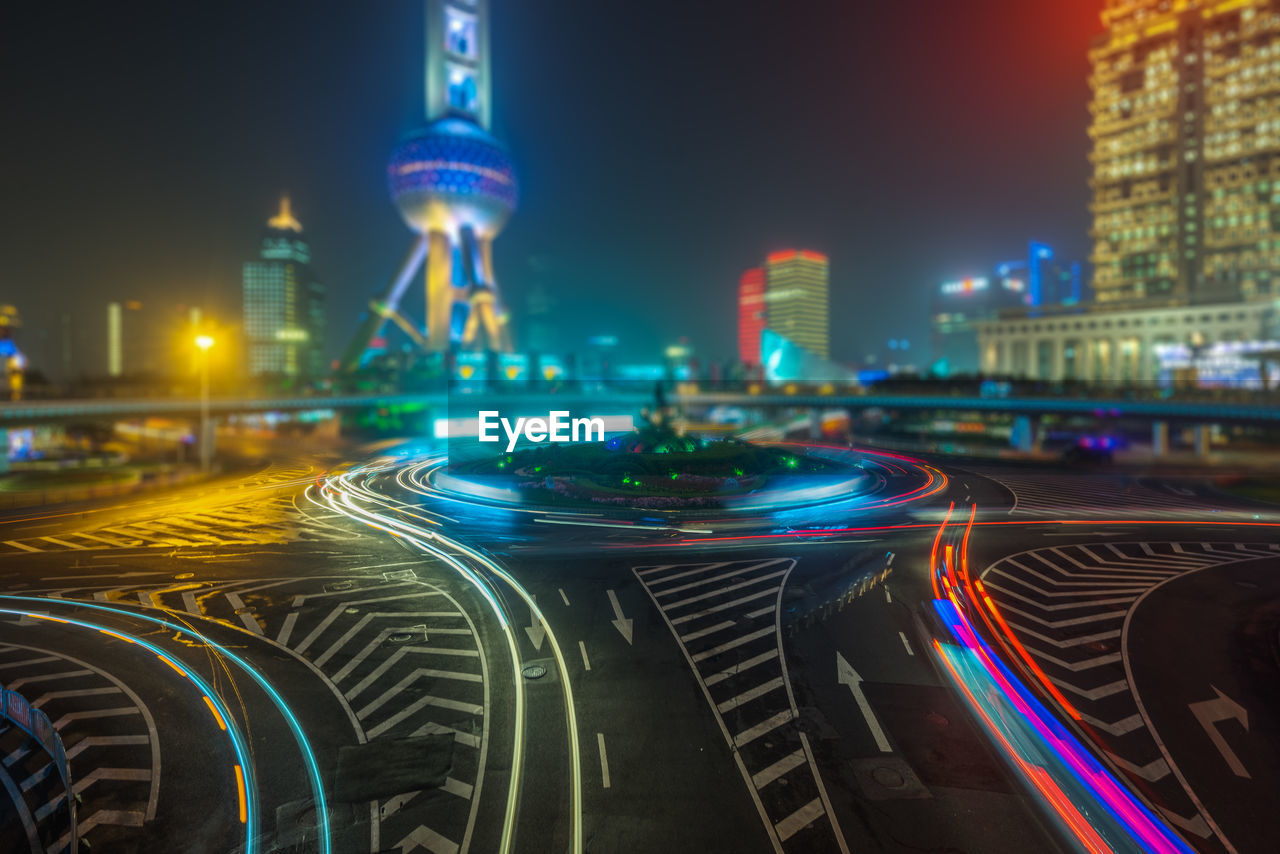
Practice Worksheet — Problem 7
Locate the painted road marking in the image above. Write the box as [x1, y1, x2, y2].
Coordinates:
[579, 641, 591, 671]
[632, 559, 848, 853]
[898, 632, 914, 656]
[4, 540, 41, 552]
[225, 592, 264, 634]
[717, 677, 784, 714]
[704, 650, 778, 687]
[775, 797, 824, 842]
[752, 749, 806, 790]
[733, 709, 794, 748]
[597, 733, 611, 789]
[559, 588, 570, 606]
[836, 652, 891, 752]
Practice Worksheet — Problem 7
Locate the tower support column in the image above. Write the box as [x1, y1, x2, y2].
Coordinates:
[426, 230, 454, 350]
[1151, 421, 1169, 457]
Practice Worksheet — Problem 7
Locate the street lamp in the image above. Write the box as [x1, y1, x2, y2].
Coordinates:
[195, 335, 214, 471]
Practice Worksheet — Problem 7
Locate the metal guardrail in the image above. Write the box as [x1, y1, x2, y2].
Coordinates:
[0, 684, 77, 853]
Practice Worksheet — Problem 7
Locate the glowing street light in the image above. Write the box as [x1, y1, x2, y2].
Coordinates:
[195, 335, 215, 471]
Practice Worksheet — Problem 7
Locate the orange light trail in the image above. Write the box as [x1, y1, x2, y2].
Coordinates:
[156, 654, 189, 678]
[204, 695, 228, 731]
[933, 640, 1112, 854]
[979, 590, 1081, 720]
[234, 764, 248, 823]
[956, 504, 1081, 720]
[930, 502, 956, 599]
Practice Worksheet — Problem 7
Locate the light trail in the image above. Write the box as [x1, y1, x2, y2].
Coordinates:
[0, 595, 331, 854]
[924, 508, 1194, 853]
[7, 609, 257, 845]
[318, 467, 532, 854]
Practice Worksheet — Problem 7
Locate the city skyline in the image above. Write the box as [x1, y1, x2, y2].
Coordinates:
[2, 1, 1101, 375]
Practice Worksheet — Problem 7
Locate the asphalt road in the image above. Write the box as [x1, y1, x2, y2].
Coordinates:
[0, 449, 1276, 853]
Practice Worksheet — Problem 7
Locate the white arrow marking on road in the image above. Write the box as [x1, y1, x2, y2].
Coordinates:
[836, 652, 890, 752]
[1189, 686, 1251, 778]
[524, 596, 546, 651]
[607, 590, 633, 645]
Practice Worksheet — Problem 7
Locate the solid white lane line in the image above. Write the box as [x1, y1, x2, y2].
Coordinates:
[579, 641, 591, 671]
[691, 626, 776, 663]
[703, 650, 779, 687]
[775, 797, 825, 842]
[752, 748, 806, 790]
[898, 632, 914, 656]
[717, 677, 785, 714]
[597, 733, 611, 789]
[733, 709, 793, 748]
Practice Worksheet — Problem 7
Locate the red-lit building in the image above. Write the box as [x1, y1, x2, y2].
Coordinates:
[737, 267, 766, 365]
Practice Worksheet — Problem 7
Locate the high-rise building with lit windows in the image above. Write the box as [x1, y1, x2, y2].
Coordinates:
[243, 196, 326, 379]
[737, 267, 765, 365]
[1090, 0, 1280, 307]
[764, 250, 829, 358]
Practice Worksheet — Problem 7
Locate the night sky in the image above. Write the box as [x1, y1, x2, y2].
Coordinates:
[2, 1, 1103, 377]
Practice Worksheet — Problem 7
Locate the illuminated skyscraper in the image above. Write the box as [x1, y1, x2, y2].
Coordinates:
[1090, 0, 1280, 307]
[243, 196, 326, 378]
[737, 267, 765, 365]
[341, 0, 517, 369]
[764, 250, 829, 358]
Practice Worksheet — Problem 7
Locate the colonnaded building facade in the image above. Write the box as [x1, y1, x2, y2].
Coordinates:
[979, 0, 1280, 385]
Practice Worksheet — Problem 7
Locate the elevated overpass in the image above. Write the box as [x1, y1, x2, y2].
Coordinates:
[1, 390, 1276, 428]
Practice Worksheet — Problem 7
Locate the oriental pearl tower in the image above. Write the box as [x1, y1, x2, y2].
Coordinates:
[340, 0, 517, 370]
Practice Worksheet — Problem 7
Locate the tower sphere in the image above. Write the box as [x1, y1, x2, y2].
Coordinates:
[387, 117, 518, 237]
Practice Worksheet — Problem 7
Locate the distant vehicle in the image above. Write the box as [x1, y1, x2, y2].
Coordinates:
[1060, 434, 1119, 464]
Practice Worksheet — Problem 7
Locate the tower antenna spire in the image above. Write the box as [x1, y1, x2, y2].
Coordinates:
[268, 193, 302, 232]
